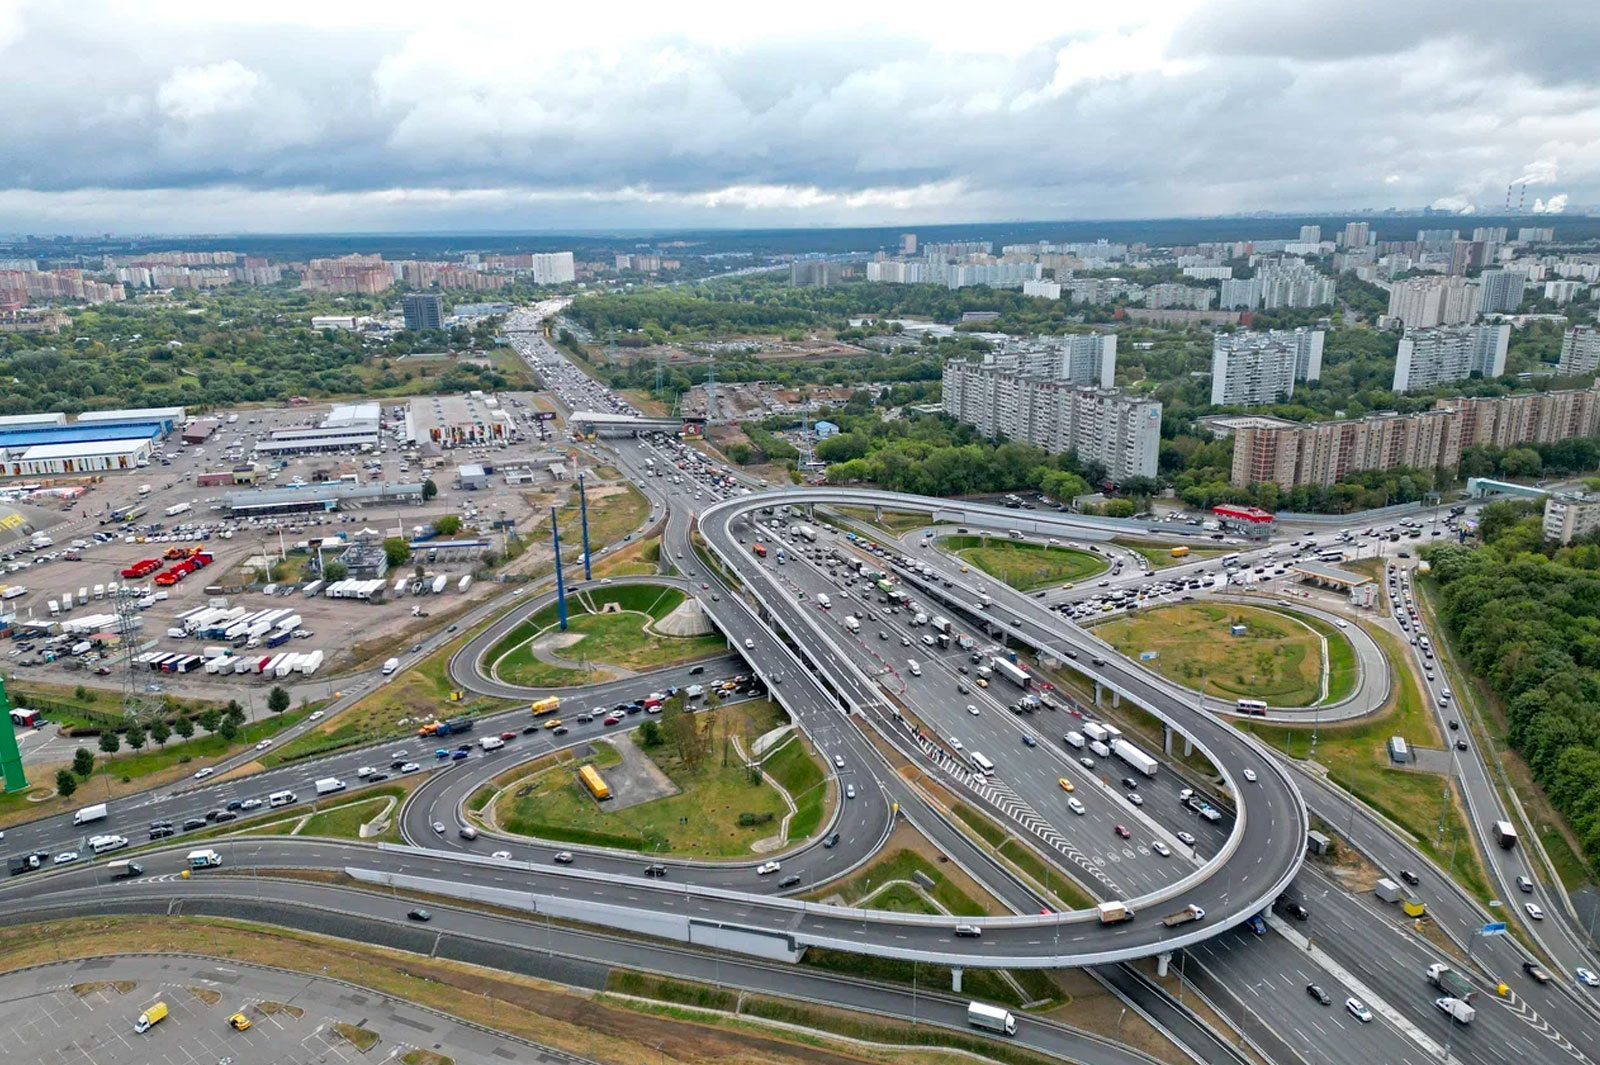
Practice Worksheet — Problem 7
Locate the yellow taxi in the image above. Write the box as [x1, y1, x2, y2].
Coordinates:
[543, 718, 563, 730]
[227, 1013, 252, 1031]
[1057, 777, 1075, 793]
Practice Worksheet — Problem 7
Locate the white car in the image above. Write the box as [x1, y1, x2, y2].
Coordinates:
[1525, 902, 1546, 920]
[1243, 769, 1257, 783]
[255, 739, 272, 751]
[1126, 793, 1144, 806]
[356, 766, 376, 778]
[308, 711, 324, 721]
[756, 861, 781, 875]
[54, 850, 79, 865]
[845, 784, 856, 800]
[1576, 967, 1599, 987]
[492, 850, 513, 860]
[1345, 997, 1373, 1023]
[966, 704, 980, 716]
[400, 762, 421, 774]
[193, 767, 215, 780]
[241, 798, 263, 810]
[1151, 840, 1171, 857]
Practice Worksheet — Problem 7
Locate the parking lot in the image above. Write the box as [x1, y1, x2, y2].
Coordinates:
[0, 956, 544, 1065]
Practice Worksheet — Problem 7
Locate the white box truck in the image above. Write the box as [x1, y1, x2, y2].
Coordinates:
[967, 1002, 1017, 1036]
[382, 657, 400, 676]
[73, 803, 109, 826]
[314, 777, 346, 796]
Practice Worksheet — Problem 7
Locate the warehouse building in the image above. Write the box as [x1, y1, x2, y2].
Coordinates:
[3, 438, 154, 476]
[181, 418, 220, 443]
[221, 481, 426, 515]
[335, 539, 390, 580]
[255, 402, 381, 457]
[456, 464, 488, 490]
[75, 406, 186, 434]
[407, 392, 516, 449]
[0, 413, 66, 429]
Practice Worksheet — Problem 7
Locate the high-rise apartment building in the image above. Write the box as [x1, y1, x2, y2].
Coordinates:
[1559, 326, 1600, 376]
[1542, 493, 1600, 544]
[1219, 277, 1262, 310]
[528, 251, 576, 285]
[1518, 227, 1556, 243]
[789, 261, 849, 287]
[942, 360, 1159, 480]
[1255, 261, 1335, 308]
[1145, 284, 1216, 310]
[402, 292, 445, 333]
[1384, 276, 1480, 328]
[1210, 329, 1325, 407]
[1393, 325, 1510, 392]
[1226, 380, 1600, 488]
[1472, 227, 1509, 244]
[1299, 225, 1321, 244]
[1476, 269, 1527, 314]
[899, 233, 917, 255]
[1339, 222, 1372, 248]
[989, 334, 1118, 389]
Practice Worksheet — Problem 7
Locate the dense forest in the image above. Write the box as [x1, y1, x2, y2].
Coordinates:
[0, 284, 513, 413]
[1428, 502, 1600, 868]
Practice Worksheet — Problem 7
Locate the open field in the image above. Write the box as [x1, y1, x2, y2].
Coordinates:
[941, 535, 1107, 591]
[834, 507, 932, 536]
[1097, 602, 1343, 707]
[487, 583, 725, 687]
[493, 702, 804, 857]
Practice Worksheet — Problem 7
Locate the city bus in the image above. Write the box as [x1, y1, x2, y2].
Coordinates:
[530, 696, 561, 716]
[578, 764, 612, 801]
[1220, 554, 1242, 569]
[1169, 545, 1190, 559]
[1235, 698, 1268, 716]
[969, 751, 996, 776]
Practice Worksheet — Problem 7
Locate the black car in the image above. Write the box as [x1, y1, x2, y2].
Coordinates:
[226, 800, 244, 811]
[407, 908, 432, 922]
[1399, 869, 1421, 886]
[181, 817, 206, 831]
[823, 831, 841, 848]
[1455, 739, 1469, 751]
[1280, 900, 1309, 921]
[644, 864, 668, 877]
[390, 759, 408, 769]
[204, 809, 224, 822]
[213, 811, 237, 823]
[368, 773, 390, 782]
[1306, 983, 1331, 1005]
[552, 726, 569, 736]
[149, 826, 175, 840]
[688, 665, 704, 675]
[1121, 777, 1139, 790]
[522, 724, 540, 734]
[778, 874, 801, 888]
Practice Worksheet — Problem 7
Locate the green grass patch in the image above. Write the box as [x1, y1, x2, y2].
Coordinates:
[97, 703, 322, 782]
[941, 535, 1107, 591]
[951, 803, 1007, 848]
[833, 506, 933, 535]
[494, 706, 806, 857]
[1112, 537, 1230, 569]
[740, 995, 1061, 1065]
[1097, 602, 1340, 707]
[606, 971, 738, 1012]
[761, 737, 827, 840]
[297, 796, 391, 840]
[798, 950, 1023, 1008]
[998, 840, 1096, 910]
[815, 847, 985, 918]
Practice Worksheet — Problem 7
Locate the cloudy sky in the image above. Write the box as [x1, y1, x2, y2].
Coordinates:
[2, 0, 1597, 233]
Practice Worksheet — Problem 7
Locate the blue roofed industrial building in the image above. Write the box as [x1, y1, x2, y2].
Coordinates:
[0, 406, 183, 478]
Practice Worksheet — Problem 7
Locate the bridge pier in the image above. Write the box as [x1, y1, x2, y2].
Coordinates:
[1111, 690, 1121, 708]
[1157, 952, 1172, 977]
[951, 967, 963, 993]
[1163, 725, 1173, 756]
[1093, 681, 1103, 706]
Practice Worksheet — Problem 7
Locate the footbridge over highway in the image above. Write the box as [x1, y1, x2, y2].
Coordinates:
[568, 410, 695, 437]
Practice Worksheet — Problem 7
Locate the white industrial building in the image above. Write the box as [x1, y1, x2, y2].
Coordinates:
[256, 402, 380, 456]
[406, 392, 516, 448]
[3, 438, 153, 476]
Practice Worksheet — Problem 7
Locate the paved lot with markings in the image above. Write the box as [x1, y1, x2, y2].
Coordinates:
[0, 956, 586, 1065]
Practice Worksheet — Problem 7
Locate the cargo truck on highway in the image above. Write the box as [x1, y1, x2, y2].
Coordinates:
[990, 657, 1031, 688]
[1113, 738, 1158, 777]
[1161, 904, 1206, 927]
[966, 1002, 1017, 1036]
[1493, 820, 1518, 849]
[187, 849, 222, 869]
[1097, 900, 1133, 924]
[73, 803, 108, 826]
[1426, 964, 1475, 1001]
[1436, 997, 1476, 1025]
[382, 657, 400, 675]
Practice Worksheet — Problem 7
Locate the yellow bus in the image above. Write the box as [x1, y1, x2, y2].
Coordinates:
[578, 764, 611, 801]
[1169, 545, 1190, 558]
[530, 696, 561, 716]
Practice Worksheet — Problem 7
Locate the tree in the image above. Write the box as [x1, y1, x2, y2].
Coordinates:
[198, 708, 223, 734]
[72, 747, 95, 779]
[322, 561, 349, 582]
[422, 479, 439, 501]
[383, 537, 412, 568]
[638, 720, 663, 747]
[433, 515, 462, 536]
[174, 716, 195, 741]
[149, 718, 171, 748]
[98, 731, 121, 757]
[125, 723, 147, 752]
[54, 768, 77, 798]
[218, 718, 239, 742]
[268, 686, 291, 714]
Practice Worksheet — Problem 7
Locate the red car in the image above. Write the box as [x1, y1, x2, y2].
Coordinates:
[603, 714, 622, 726]
[499, 731, 517, 741]
[1113, 824, 1131, 839]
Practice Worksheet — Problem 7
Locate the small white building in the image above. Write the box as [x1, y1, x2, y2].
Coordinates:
[4, 438, 153, 476]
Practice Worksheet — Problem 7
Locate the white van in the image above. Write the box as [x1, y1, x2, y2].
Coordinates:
[817, 593, 831, 609]
[267, 790, 297, 808]
[1089, 740, 1111, 758]
[907, 660, 922, 676]
[1064, 731, 1085, 749]
[479, 735, 505, 751]
[88, 834, 129, 854]
[314, 778, 345, 796]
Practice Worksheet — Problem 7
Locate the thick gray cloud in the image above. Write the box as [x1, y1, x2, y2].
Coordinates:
[0, 1, 1596, 232]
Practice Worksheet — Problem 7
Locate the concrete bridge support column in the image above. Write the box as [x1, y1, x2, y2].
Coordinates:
[1163, 725, 1174, 756]
[951, 968, 963, 993]
[1157, 952, 1173, 977]
[1183, 736, 1194, 758]
[1094, 681, 1103, 706]
[1111, 690, 1121, 708]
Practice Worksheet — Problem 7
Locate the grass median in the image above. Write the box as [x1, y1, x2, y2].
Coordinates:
[941, 535, 1107, 591]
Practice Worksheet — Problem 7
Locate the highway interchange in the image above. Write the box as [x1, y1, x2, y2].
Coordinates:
[3, 299, 1599, 1065]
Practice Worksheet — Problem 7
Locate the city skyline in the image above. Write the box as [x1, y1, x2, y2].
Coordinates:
[1, 1, 1597, 233]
